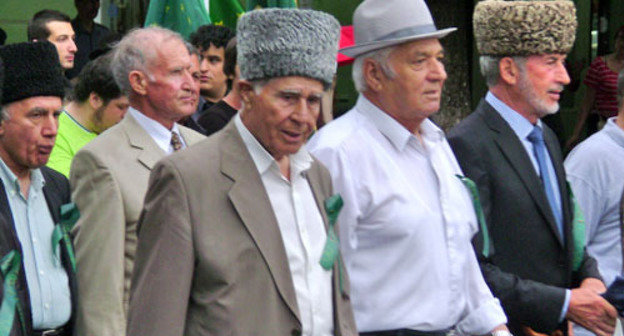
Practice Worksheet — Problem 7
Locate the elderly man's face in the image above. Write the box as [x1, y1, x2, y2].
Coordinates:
[145, 40, 199, 122]
[242, 76, 323, 160]
[0, 96, 61, 175]
[376, 38, 447, 126]
[514, 54, 570, 119]
[45, 21, 77, 70]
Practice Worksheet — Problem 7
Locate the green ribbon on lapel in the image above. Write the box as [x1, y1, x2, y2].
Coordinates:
[320, 195, 342, 270]
[51, 203, 79, 272]
[0, 250, 27, 336]
[567, 182, 586, 272]
[321, 194, 348, 295]
[456, 175, 491, 258]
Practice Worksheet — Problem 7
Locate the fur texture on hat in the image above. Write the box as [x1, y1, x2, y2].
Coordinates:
[0, 41, 66, 105]
[237, 8, 340, 88]
[473, 0, 577, 56]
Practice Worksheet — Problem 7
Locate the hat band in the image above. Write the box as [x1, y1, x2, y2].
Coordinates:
[375, 23, 439, 42]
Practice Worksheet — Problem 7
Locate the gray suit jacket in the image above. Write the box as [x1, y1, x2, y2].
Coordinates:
[69, 112, 205, 336]
[127, 121, 357, 336]
[447, 100, 601, 335]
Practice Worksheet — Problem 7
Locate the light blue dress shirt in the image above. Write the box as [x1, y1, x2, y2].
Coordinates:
[485, 92, 570, 322]
[0, 159, 71, 329]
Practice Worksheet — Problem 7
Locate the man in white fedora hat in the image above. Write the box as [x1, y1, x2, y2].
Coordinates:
[308, 0, 510, 335]
[448, 1, 617, 336]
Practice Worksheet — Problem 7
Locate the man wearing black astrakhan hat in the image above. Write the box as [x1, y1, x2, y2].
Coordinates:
[0, 42, 75, 336]
[448, 1, 617, 336]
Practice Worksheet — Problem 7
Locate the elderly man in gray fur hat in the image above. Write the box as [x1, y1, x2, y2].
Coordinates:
[447, 1, 617, 336]
[126, 8, 357, 336]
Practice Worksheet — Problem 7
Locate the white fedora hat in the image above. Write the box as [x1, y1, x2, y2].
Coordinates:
[340, 0, 456, 58]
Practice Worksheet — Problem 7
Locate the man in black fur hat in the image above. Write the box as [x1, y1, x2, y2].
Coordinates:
[0, 41, 75, 336]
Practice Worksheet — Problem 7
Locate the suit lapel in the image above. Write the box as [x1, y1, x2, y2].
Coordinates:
[178, 126, 204, 147]
[219, 122, 301, 323]
[480, 101, 564, 245]
[122, 113, 166, 171]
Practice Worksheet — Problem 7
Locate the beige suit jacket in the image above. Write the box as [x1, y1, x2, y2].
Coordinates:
[69, 112, 205, 336]
[127, 121, 357, 336]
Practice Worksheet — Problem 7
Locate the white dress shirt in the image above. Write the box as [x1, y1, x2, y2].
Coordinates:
[234, 114, 334, 336]
[308, 96, 507, 334]
[128, 107, 187, 153]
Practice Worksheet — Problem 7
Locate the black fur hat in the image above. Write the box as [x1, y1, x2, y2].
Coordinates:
[0, 41, 65, 105]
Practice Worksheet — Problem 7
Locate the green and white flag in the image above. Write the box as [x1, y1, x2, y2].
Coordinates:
[245, 0, 297, 11]
[144, 0, 211, 39]
[210, 0, 245, 30]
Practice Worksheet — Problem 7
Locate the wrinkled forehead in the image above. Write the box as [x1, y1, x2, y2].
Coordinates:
[5, 95, 62, 113]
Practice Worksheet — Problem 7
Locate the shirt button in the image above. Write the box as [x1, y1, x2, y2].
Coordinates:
[39, 270, 45, 276]
[32, 238, 37, 243]
[44, 303, 50, 309]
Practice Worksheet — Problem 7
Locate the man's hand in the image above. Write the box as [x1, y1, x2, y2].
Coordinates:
[566, 285, 617, 336]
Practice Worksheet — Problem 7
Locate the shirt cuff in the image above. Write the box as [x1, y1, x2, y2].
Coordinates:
[456, 298, 508, 335]
[559, 289, 571, 322]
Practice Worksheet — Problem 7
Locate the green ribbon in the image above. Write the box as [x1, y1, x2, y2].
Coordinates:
[0, 250, 26, 336]
[320, 194, 346, 295]
[567, 182, 586, 272]
[51, 203, 79, 272]
[320, 195, 342, 270]
[456, 175, 491, 258]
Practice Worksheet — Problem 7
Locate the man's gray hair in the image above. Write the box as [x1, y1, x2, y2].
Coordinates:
[479, 55, 527, 87]
[618, 69, 624, 105]
[352, 46, 397, 93]
[184, 41, 200, 58]
[111, 27, 184, 95]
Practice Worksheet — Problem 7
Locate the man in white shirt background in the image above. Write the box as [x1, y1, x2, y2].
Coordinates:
[308, 0, 509, 335]
[565, 70, 624, 336]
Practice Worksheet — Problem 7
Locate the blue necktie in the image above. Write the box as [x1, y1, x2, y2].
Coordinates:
[527, 126, 563, 238]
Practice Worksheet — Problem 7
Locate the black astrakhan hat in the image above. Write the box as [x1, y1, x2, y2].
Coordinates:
[0, 41, 66, 105]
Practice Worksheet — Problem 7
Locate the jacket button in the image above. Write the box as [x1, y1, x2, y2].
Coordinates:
[291, 329, 301, 336]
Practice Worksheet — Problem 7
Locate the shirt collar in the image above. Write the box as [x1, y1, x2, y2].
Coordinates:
[0, 158, 44, 195]
[129, 107, 183, 151]
[234, 113, 313, 177]
[486, 91, 543, 140]
[603, 117, 624, 148]
[356, 95, 445, 151]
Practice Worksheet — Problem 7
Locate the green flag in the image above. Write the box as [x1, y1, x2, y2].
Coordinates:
[245, 0, 297, 11]
[209, 0, 245, 30]
[144, 0, 211, 39]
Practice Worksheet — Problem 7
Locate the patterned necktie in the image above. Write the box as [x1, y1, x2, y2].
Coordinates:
[527, 125, 563, 238]
[170, 131, 182, 151]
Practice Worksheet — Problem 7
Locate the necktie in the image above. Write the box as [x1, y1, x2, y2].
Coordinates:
[170, 131, 182, 152]
[527, 125, 563, 238]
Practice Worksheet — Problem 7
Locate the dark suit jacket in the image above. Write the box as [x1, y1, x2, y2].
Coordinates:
[447, 100, 601, 335]
[0, 166, 75, 336]
[127, 121, 357, 336]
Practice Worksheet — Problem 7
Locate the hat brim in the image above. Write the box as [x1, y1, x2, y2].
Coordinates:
[339, 27, 457, 58]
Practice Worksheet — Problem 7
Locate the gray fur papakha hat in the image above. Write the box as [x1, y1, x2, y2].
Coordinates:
[237, 8, 340, 88]
[473, 0, 577, 56]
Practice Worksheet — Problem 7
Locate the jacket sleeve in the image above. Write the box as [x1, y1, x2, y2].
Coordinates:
[126, 157, 194, 336]
[448, 132, 567, 334]
[69, 149, 127, 336]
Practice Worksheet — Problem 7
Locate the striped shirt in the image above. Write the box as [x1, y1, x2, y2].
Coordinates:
[584, 56, 619, 118]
